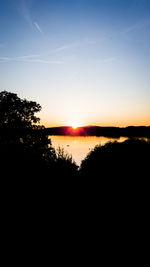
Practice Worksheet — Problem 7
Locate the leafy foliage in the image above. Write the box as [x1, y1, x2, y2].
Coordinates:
[55, 146, 78, 177]
[80, 138, 150, 178]
[0, 91, 79, 179]
[0, 91, 41, 129]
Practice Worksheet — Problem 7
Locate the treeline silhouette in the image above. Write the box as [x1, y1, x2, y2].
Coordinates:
[45, 125, 150, 138]
[0, 91, 150, 191]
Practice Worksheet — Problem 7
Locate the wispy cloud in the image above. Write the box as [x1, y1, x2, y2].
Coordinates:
[0, 57, 10, 62]
[19, 0, 32, 26]
[34, 22, 43, 33]
[124, 19, 150, 33]
[17, 58, 64, 64]
[53, 44, 73, 52]
[17, 0, 43, 34]
[17, 54, 40, 59]
[0, 55, 64, 64]
[52, 39, 97, 53]
[0, 38, 98, 64]
[94, 57, 116, 64]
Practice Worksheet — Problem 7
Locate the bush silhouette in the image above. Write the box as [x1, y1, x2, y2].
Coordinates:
[55, 147, 78, 178]
[80, 138, 150, 178]
[79, 138, 150, 208]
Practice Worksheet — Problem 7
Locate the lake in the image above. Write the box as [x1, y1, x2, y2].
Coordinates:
[49, 136, 127, 166]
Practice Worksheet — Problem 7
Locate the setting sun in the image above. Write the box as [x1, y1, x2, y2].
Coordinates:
[72, 123, 78, 129]
[71, 122, 82, 129]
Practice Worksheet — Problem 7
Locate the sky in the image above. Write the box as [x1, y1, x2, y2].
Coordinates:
[0, 0, 150, 127]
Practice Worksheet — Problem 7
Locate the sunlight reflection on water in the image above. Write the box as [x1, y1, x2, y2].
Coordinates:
[49, 136, 127, 166]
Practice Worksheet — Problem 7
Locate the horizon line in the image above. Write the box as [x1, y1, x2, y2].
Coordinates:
[44, 125, 150, 128]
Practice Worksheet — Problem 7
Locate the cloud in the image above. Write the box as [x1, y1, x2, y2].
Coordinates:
[53, 44, 73, 52]
[92, 57, 116, 64]
[34, 22, 43, 33]
[17, 54, 40, 59]
[0, 38, 98, 64]
[17, 58, 64, 64]
[0, 55, 64, 64]
[0, 57, 10, 62]
[19, 0, 33, 26]
[52, 39, 97, 53]
[17, 1, 43, 33]
[124, 19, 150, 33]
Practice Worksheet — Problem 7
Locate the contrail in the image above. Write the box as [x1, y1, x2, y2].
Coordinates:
[34, 22, 43, 33]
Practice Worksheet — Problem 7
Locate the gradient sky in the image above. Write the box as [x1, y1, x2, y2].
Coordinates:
[0, 0, 150, 127]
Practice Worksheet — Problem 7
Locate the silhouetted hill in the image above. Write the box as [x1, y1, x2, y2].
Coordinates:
[44, 126, 150, 138]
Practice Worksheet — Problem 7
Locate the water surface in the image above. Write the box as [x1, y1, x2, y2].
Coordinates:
[49, 136, 127, 166]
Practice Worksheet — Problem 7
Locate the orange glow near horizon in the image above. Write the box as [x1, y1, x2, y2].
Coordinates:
[42, 119, 150, 128]
[41, 114, 150, 128]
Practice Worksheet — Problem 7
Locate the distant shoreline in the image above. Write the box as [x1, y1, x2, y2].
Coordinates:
[44, 126, 150, 138]
[1, 125, 149, 138]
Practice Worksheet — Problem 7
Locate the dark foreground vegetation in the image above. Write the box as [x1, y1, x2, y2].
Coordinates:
[0, 91, 78, 180]
[0, 91, 150, 200]
[80, 138, 150, 178]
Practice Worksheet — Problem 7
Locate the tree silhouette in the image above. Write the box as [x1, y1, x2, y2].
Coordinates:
[0, 91, 78, 179]
[0, 91, 41, 129]
[0, 91, 56, 177]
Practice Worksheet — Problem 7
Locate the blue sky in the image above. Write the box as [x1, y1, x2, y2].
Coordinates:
[0, 0, 150, 126]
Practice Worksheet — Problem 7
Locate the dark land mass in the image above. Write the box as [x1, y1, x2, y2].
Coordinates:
[1, 91, 150, 230]
[44, 125, 150, 138]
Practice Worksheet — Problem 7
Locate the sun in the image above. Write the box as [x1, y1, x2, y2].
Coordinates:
[71, 121, 81, 129]
[68, 120, 82, 129]
[72, 123, 78, 129]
